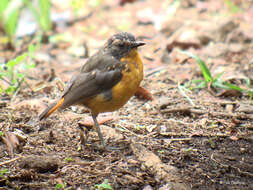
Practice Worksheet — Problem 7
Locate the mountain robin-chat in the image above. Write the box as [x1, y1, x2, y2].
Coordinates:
[39, 32, 145, 149]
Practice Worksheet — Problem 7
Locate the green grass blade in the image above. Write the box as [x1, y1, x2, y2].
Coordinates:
[213, 72, 224, 82]
[212, 80, 229, 89]
[0, 0, 9, 15]
[193, 80, 207, 89]
[6, 53, 27, 67]
[212, 80, 244, 92]
[39, 0, 52, 31]
[25, 0, 52, 32]
[24, 0, 39, 22]
[178, 50, 213, 82]
[243, 77, 251, 88]
[95, 179, 113, 190]
[223, 82, 244, 92]
[0, 85, 3, 93]
[2, 0, 23, 40]
[224, 0, 240, 13]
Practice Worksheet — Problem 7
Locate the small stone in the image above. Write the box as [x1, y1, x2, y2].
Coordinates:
[19, 156, 59, 173]
[143, 185, 153, 190]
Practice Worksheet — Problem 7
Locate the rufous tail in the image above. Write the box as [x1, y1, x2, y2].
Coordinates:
[39, 98, 65, 120]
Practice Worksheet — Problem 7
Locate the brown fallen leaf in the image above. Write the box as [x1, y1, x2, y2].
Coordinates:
[216, 89, 242, 98]
[135, 86, 153, 101]
[166, 41, 201, 52]
[78, 115, 116, 127]
[19, 155, 59, 173]
[230, 136, 239, 141]
[237, 102, 253, 114]
[2, 132, 20, 157]
[119, 0, 137, 6]
[55, 178, 64, 186]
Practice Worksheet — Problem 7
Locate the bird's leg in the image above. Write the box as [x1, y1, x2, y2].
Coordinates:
[92, 114, 106, 148]
[91, 114, 125, 151]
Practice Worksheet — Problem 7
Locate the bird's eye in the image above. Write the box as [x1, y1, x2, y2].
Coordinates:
[118, 43, 125, 48]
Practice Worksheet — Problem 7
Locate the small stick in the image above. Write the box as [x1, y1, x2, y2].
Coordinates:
[0, 156, 23, 167]
[161, 107, 253, 120]
[167, 138, 192, 142]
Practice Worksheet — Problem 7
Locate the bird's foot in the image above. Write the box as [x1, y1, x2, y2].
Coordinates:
[79, 124, 126, 151]
[85, 140, 125, 151]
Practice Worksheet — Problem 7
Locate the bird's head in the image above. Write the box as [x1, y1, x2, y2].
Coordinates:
[105, 32, 145, 59]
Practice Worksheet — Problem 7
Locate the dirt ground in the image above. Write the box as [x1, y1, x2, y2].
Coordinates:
[1, 0, 253, 189]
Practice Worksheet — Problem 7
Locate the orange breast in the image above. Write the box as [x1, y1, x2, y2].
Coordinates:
[86, 49, 143, 115]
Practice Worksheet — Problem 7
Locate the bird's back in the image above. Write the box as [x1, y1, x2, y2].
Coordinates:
[84, 48, 143, 115]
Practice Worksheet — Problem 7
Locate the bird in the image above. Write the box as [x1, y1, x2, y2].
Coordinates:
[39, 32, 145, 149]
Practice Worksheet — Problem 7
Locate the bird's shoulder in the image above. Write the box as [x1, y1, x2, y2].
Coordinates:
[60, 50, 125, 102]
[81, 50, 125, 73]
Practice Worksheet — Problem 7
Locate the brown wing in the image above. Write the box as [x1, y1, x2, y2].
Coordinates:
[81, 51, 121, 73]
[60, 68, 122, 109]
[39, 52, 123, 119]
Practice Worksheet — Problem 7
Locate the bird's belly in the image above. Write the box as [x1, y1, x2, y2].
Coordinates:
[86, 63, 143, 114]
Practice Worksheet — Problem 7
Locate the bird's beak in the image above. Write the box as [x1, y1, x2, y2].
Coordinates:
[132, 41, 146, 48]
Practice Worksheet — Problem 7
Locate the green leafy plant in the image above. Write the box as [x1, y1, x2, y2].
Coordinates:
[95, 179, 113, 190]
[88, 0, 102, 8]
[71, 0, 86, 15]
[182, 148, 197, 152]
[135, 124, 146, 131]
[0, 44, 35, 95]
[0, 168, 9, 177]
[179, 50, 253, 97]
[224, 0, 240, 13]
[0, 0, 53, 45]
[0, 0, 23, 44]
[55, 182, 67, 189]
[63, 157, 73, 163]
[25, 0, 52, 32]
[157, 150, 165, 154]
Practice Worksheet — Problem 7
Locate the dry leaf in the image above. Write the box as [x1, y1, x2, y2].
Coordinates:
[230, 136, 239, 141]
[78, 115, 115, 127]
[2, 132, 20, 157]
[217, 89, 242, 98]
[135, 86, 153, 101]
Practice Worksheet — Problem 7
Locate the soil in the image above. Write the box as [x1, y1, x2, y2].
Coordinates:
[0, 1, 253, 190]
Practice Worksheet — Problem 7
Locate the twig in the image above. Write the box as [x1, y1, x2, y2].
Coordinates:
[159, 98, 238, 110]
[78, 125, 88, 146]
[159, 131, 230, 138]
[166, 137, 192, 142]
[145, 66, 167, 78]
[195, 99, 238, 105]
[24, 79, 34, 93]
[159, 99, 186, 109]
[8, 36, 37, 61]
[161, 107, 253, 120]
[0, 156, 23, 166]
[161, 107, 194, 114]
[115, 125, 144, 138]
[66, 12, 93, 26]
[11, 78, 24, 101]
[178, 83, 195, 106]
[0, 76, 12, 85]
